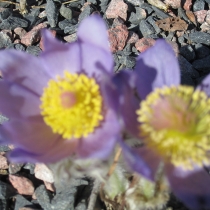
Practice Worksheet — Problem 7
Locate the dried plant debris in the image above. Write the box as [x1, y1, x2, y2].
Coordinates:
[185, 10, 197, 26]
[156, 17, 188, 32]
[147, 0, 168, 12]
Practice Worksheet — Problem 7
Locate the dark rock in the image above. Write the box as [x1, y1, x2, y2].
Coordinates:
[0, 145, 11, 152]
[151, 5, 170, 18]
[87, 0, 97, 4]
[58, 19, 76, 30]
[193, 0, 205, 12]
[181, 72, 195, 86]
[119, 55, 136, 68]
[192, 55, 210, 72]
[78, 4, 93, 23]
[23, 163, 35, 174]
[100, 0, 109, 13]
[9, 163, 24, 174]
[0, 31, 12, 49]
[64, 24, 78, 34]
[46, 0, 59, 27]
[189, 31, 210, 45]
[14, 194, 33, 210]
[179, 45, 195, 61]
[0, 16, 28, 30]
[139, 20, 155, 37]
[24, 8, 40, 29]
[26, 46, 41, 56]
[178, 55, 200, 78]
[194, 43, 210, 58]
[6, 43, 25, 51]
[0, 181, 16, 199]
[129, 7, 146, 25]
[0, 8, 11, 21]
[113, 54, 121, 72]
[178, 7, 191, 23]
[123, 43, 132, 56]
[147, 16, 161, 34]
[60, 4, 72, 20]
[35, 185, 52, 210]
[0, 199, 7, 210]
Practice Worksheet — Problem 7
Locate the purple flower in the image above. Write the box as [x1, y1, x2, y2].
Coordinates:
[115, 39, 210, 210]
[0, 15, 120, 163]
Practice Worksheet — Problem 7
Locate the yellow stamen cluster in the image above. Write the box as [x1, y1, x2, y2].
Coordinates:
[137, 85, 210, 170]
[40, 71, 103, 139]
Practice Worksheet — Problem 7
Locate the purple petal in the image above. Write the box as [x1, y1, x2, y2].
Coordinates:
[166, 164, 210, 210]
[0, 116, 59, 154]
[120, 141, 161, 181]
[197, 74, 210, 97]
[0, 81, 40, 119]
[41, 29, 70, 52]
[77, 14, 110, 52]
[0, 49, 50, 96]
[9, 138, 78, 163]
[79, 42, 114, 78]
[135, 39, 180, 99]
[77, 109, 120, 159]
[112, 70, 140, 137]
[40, 42, 81, 78]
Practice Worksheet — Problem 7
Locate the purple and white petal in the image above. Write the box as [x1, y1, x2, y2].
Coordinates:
[120, 141, 161, 181]
[135, 39, 180, 99]
[196, 74, 210, 97]
[77, 109, 120, 159]
[0, 50, 50, 96]
[166, 164, 210, 210]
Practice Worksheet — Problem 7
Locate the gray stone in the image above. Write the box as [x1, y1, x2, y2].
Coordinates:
[46, 0, 59, 27]
[0, 16, 28, 30]
[60, 4, 72, 20]
[193, 0, 205, 12]
[0, 31, 12, 49]
[26, 46, 41, 56]
[189, 31, 210, 45]
[139, 20, 155, 37]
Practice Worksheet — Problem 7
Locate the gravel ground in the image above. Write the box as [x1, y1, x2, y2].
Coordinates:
[0, 0, 210, 209]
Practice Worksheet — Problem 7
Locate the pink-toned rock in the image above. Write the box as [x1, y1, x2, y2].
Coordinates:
[9, 175, 34, 195]
[0, 155, 8, 169]
[164, 0, 181, 9]
[194, 10, 207, 24]
[39, 30, 56, 50]
[105, 0, 128, 21]
[63, 33, 77, 43]
[14, 27, 27, 39]
[81, 2, 91, 11]
[176, 31, 185, 37]
[135, 38, 155, 53]
[184, 0, 192, 11]
[205, 10, 210, 25]
[14, 39, 21, 44]
[44, 181, 55, 192]
[108, 24, 129, 53]
[127, 31, 139, 44]
[21, 22, 47, 46]
[34, 163, 54, 183]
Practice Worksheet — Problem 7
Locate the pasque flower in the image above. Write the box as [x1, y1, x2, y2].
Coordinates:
[0, 15, 120, 163]
[114, 40, 210, 210]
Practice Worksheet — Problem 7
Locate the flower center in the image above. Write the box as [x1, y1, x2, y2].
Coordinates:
[137, 86, 210, 170]
[40, 71, 103, 139]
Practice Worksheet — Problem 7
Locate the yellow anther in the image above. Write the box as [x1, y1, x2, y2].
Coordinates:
[137, 85, 210, 170]
[40, 71, 103, 139]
